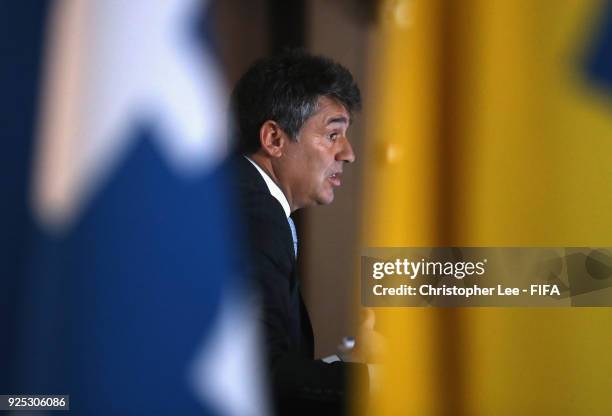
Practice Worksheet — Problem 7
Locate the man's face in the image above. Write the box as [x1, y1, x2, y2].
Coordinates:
[276, 96, 355, 210]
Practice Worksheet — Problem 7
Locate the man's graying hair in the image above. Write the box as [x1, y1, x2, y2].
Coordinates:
[230, 49, 361, 155]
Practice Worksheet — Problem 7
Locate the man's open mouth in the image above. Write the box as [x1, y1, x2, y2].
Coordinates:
[328, 172, 342, 186]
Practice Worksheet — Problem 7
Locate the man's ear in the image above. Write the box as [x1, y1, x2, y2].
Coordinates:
[259, 120, 287, 158]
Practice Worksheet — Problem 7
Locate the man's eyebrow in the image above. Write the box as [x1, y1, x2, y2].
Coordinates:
[326, 116, 349, 125]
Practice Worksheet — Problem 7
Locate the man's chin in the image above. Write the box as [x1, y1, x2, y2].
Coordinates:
[316, 192, 335, 205]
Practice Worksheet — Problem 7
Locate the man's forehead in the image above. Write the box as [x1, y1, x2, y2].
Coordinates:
[314, 96, 350, 125]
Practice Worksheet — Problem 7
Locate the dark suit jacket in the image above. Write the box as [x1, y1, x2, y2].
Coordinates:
[230, 156, 368, 415]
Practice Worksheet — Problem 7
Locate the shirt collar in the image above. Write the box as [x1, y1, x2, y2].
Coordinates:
[245, 156, 291, 218]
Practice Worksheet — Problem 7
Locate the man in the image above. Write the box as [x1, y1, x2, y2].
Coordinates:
[229, 50, 370, 415]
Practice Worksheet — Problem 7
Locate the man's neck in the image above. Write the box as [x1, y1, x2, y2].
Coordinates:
[249, 153, 278, 184]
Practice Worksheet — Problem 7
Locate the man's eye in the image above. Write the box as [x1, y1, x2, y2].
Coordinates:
[328, 133, 338, 141]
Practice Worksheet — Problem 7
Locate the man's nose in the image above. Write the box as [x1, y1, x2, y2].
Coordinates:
[336, 136, 356, 163]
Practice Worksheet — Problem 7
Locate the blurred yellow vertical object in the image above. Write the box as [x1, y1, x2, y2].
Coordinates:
[359, 0, 445, 415]
[455, 1, 612, 415]
[359, 0, 612, 415]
